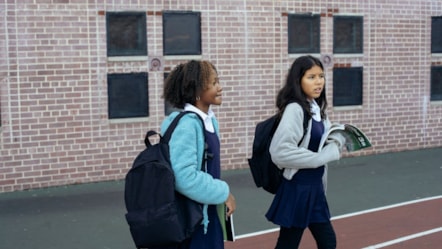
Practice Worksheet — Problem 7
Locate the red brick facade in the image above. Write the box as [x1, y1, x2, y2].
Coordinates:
[1, 1, 441, 192]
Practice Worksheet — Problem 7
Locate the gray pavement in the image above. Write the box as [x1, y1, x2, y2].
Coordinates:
[0, 147, 441, 249]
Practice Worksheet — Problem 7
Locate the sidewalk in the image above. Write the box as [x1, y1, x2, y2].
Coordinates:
[0, 147, 441, 249]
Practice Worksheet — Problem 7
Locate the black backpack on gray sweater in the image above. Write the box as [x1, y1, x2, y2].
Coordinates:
[248, 109, 309, 194]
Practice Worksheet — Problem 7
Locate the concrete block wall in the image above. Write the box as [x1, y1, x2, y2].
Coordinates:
[1, 0, 441, 192]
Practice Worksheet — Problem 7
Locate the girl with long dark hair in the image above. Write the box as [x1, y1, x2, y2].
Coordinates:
[266, 55, 345, 249]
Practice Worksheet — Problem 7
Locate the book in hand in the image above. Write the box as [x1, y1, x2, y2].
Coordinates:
[225, 213, 235, 242]
[218, 204, 235, 242]
[327, 124, 372, 152]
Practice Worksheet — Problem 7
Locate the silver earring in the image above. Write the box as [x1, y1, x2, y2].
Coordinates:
[196, 96, 200, 101]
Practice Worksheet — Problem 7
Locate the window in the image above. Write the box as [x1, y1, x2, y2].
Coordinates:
[333, 16, 363, 54]
[288, 14, 320, 54]
[107, 73, 149, 119]
[431, 17, 442, 53]
[163, 11, 201, 55]
[333, 67, 363, 106]
[431, 66, 442, 101]
[106, 12, 147, 57]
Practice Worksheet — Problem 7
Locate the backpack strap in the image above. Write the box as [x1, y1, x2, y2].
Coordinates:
[160, 111, 208, 172]
[276, 107, 310, 146]
[299, 108, 310, 145]
[143, 112, 194, 148]
[161, 111, 195, 142]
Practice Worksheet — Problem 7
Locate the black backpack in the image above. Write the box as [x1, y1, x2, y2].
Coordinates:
[124, 111, 206, 248]
[248, 109, 309, 194]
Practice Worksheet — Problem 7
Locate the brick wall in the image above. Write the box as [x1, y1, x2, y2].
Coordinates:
[1, 0, 441, 192]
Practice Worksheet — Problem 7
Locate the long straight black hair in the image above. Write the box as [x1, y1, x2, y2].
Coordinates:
[276, 55, 328, 119]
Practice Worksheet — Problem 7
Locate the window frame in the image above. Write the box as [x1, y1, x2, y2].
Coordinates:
[162, 11, 202, 56]
[287, 13, 321, 54]
[431, 16, 442, 53]
[333, 15, 364, 54]
[332, 67, 363, 107]
[106, 12, 147, 57]
[431, 66, 442, 101]
[107, 72, 149, 119]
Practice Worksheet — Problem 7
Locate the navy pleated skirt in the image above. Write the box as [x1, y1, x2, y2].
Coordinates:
[265, 166, 331, 228]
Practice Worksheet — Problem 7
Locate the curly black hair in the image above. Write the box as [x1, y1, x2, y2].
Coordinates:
[163, 60, 217, 109]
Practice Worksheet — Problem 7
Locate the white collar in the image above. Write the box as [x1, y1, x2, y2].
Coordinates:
[184, 103, 215, 132]
[184, 104, 214, 120]
[310, 100, 321, 121]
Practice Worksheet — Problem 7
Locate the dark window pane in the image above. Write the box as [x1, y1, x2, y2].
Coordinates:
[333, 67, 363, 106]
[333, 16, 363, 54]
[108, 73, 149, 119]
[106, 12, 147, 56]
[163, 11, 201, 55]
[431, 66, 442, 101]
[288, 14, 320, 54]
[431, 17, 442, 53]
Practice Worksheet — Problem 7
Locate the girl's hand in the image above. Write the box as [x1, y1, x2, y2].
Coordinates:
[225, 193, 236, 217]
[327, 132, 346, 150]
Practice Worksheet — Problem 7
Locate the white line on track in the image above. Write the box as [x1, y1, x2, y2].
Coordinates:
[331, 195, 442, 220]
[235, 195, 442, 240]
[360, 227, 442, 249]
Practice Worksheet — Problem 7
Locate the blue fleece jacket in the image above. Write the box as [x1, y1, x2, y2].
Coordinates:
[160, 111, 230, 231]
